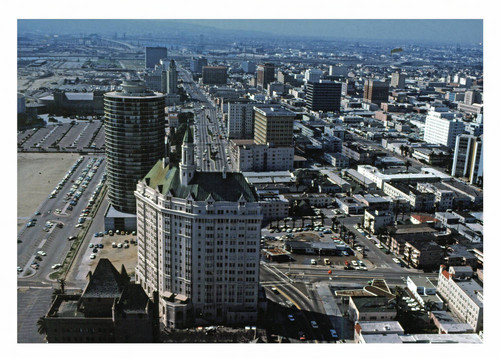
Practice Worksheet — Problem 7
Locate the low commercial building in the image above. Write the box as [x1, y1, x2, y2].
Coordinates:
[354, 321, 405, 344]
[335, 196, 367, 215]
[429, 311, 474, 334]
[344, 169, 377, 191]
[320, 170, 351, 192]
[38, 90, 104, 116]
[348, 296, 397, 322]
[256, 190, 289, 221]
[323, 152, 350, 168]
[437, 266, 483, 332]
[356, 165, 450, 190]
[406, 276, 444, 310]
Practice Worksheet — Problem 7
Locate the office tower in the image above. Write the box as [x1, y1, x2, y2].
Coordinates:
[253, 106, 295, 147]
[135, 130, 263, 328]
[190, 56, 208, 73]
[241, 61, 256, 73]
[227, 99, 256, 139]
[304, 68, 323, 83]
[202, 66, 228, 85]
[305, 80, 342, 112]
[166, 59, 178, 94]
[256, 63, 275, 89]
[390, 71, 406, 89]
[104, 81, 166, 214]
[464, 90, 481, 105]
[329, 65, 349, 77]
[423, 107, 465, 148]
[452, 135, 483, 185]
[363, 79, 389, 106]
[145, 47, 168, 69]
[145, 60, 167, 92]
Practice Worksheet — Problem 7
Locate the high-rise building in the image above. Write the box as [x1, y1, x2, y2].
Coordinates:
[423, 106, 465, 148]
[304, 68, 323, 83]
[202, 66, 228, 85]
[104, 81, 166, 214]
[227, 99, 256, 139]
[363, 79, 389, 106]
[329, 65, 349, 77]
[190, 57, 208, 73]
[241, 61, 256, 73]
[166, 59, 178, 94]
[452, 135, 483, 185]
[253, 106, 295, 147]
[145, 60, 167, 92]
[256, 63, 275, 89]
[464, 90, 481, 105]
[145, 47, 168, 69]
[305, 80, 342, 112]
[390, 71, 406, 89]
[134, 129, 263, 328]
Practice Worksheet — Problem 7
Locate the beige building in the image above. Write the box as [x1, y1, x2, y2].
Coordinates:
[253, 106, 295, 147]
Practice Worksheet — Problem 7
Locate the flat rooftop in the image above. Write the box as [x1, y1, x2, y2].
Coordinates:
[254, 106, 295, 117]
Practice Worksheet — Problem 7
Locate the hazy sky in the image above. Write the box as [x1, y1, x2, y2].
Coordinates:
[18, 19, 483, 45]
[180, 19, 483, 44]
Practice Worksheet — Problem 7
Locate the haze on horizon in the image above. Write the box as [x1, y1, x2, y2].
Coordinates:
[18, 19, 483, 45]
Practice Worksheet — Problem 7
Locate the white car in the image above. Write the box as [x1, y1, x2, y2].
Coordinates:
[37, 251, 47, 256]
[90, 254, 96, 259]
[51, 264, 62, 269]
[392, 258, 401, 264]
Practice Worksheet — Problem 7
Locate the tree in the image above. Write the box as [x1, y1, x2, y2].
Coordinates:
[37, 316, 47, 336]
[405, 160, 411, 172]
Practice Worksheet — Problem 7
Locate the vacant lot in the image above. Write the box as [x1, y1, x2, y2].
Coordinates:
[17, 152, 80, 229]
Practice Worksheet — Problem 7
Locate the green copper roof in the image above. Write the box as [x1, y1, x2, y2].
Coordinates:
[143, 160, 258, 202]
[183, 126, 194, 144]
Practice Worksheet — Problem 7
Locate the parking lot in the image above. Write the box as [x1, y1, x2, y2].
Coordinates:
[18, 119, 105, 153]
[73, 230, 138, 282]
[261, 226, 372, 271]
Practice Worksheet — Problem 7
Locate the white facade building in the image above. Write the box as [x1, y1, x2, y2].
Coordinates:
[437, 266, 483, 332]
[451, 135, 483, 185]
[230, 140, 294, 172]
[227, 100, 256, 139]
[304, 68, 323, 83]
[423, 107, 465, 148]
[135, 129, 263, 328]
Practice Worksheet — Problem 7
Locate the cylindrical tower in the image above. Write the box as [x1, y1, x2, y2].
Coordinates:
[104, 80, 166, 213]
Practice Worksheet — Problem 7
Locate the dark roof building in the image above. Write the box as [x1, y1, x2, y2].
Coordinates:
[42, 259, 158, 343]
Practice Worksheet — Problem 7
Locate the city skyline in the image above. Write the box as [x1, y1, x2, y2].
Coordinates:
[15, 14, 489, 348]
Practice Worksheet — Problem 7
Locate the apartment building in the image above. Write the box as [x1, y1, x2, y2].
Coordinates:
[383, 182, 435, 211]
[437, 266, 483, 332]
[227, 99, 257, 139]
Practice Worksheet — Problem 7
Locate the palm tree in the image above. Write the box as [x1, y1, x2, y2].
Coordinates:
[319, 212, 325, 226]
[37, 316, 47, 336]
[405, 160, 411, 173]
